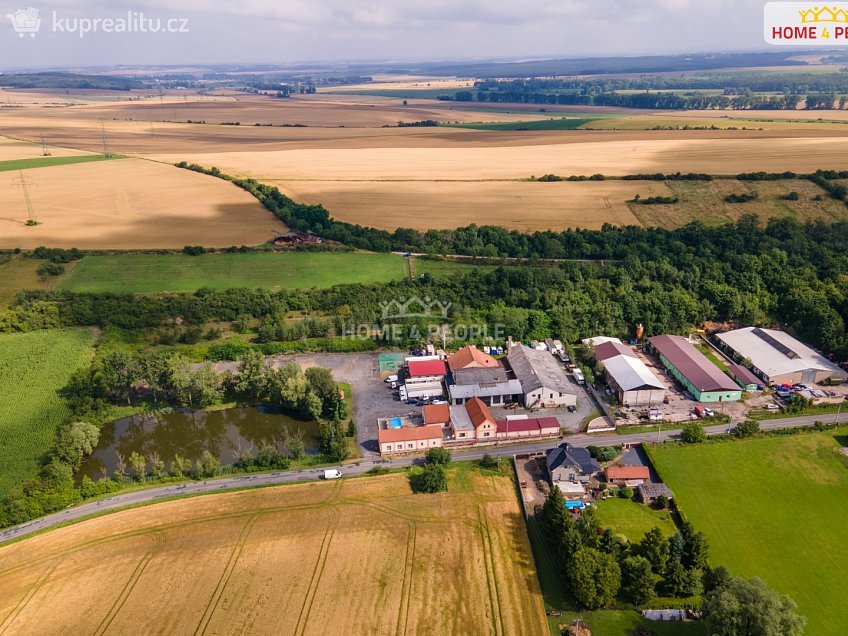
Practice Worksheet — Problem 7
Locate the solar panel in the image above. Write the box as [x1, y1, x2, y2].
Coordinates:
[752, 327, 798, 359]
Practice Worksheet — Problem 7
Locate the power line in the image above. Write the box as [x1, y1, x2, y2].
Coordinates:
[100, 120, 112, 158]
[11, 170, 38, 226]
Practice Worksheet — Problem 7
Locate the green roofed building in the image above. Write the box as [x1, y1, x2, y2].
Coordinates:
[648, 335, 742, 403]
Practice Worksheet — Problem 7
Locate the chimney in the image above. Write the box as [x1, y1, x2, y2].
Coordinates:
[635, 323, 644, 340]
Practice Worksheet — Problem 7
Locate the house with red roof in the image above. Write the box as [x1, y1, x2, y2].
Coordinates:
[605, 465, 650, 486]
[447, 345, 499, 373]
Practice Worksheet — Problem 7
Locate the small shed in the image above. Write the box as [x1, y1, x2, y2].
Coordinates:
[728, 363, 763, 391]
[636, 482, 673, 504]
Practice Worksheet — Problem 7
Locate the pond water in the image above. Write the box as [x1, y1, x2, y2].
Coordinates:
[78, 407, 321, 480]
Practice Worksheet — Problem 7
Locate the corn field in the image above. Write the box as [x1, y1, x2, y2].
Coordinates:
[0, 328, 95, 498]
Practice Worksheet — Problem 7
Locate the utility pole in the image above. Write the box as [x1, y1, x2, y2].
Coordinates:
[12, 170, 38, 226]
[39, 132, 50, 156]
[100, 121, 112, 158]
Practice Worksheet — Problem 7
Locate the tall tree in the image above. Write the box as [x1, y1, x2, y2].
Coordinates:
[567, 548, 621, 609]
[702, 575, 805, 636]
[640, 527, 669, 574]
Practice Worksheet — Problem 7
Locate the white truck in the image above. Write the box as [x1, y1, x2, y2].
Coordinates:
[323, 469, 342, 480]
[573, 368, 586, 385]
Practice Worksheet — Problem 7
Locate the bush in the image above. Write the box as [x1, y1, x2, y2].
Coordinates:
[424, 447, 451, 465]
[735, 419, 760, 438]
[37, 262, 65, 278]
[655, 494, 670, 510]
[681, 422, 707, 444]
[368, 465, 391, 476]
[618, 485, 633, 499]
[724, 192, 758, 203]
[780, 191, 800, 201]
[409, 464, 447, 493]
[588, 445, 618, 462]
[480, 453, 498, 469]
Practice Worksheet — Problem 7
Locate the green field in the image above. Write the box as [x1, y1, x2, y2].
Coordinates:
[59, 252, 410, 293]
[447, 118, 600, 131]
[0, 329, 96, 498]
[0, 155, 119, 173]
[593, 497, 678, 542]
[650, 432, 848, 636]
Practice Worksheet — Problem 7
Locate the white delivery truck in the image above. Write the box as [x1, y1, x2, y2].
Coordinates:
[323, 469, 342, 480]
[573, 368, 586, 385]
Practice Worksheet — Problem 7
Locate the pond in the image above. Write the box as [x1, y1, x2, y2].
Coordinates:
[78, 406, 322, 480]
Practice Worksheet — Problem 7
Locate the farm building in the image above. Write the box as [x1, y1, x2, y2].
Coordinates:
[447, 345, 499, 373]
[601, 354, 666, 406]
[649, 335, 742, 403]
[495, 416, 561, 440]
[447, 366, 522, 406]
[581, 336, 623, 350]
[716, 327, 847, 386]
[404, 358, 447, 399]
[506, 344, 577, 408]
[636, 483, 673, 505]
[448, 397, 498, 442]
[605, 465, 650, 486]
[594, 340, 637, 362]
[728, 363, 763, 392]
[377, 417, 444, 456]
[547, 443, 600, 486]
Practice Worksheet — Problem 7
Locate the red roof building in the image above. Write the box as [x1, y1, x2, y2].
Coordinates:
[423, 403, 451, 426]
[605, 465, 650, 483]
[407, 359, 448, 378]
[447, 346, 499, 372]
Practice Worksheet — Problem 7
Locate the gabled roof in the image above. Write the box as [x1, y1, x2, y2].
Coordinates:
[605, 465, 650, 480]
[716, 327, 847, 381]
[728, 363, 763, 388]
[603, 355, 665, 392]
[448, 379, 523, 400]
[408, 359, 447, 377]
[447, 346, 499, 372]
[378, 426, 443, 444]
[422, 403, 451, 425]
[547, 443, 600, 476]
[595, 340, 637, 362]
[452, 366, 509, 385]
[649, 335, 740, 393]
[465, 396, 495, 427]
[507, 345, 576, 396]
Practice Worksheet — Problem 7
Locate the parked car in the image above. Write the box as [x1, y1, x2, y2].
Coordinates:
[390, 381, 398, 389]
[704, 407, 715, 417]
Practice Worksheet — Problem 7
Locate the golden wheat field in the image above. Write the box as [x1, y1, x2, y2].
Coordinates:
[0, 470, 547, 636]
[275, 179, 665, 231]
[0, 158, 283, 249]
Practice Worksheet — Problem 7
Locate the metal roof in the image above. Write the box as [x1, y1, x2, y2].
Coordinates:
[452, 366, 509, 385]
[546, 443, 600, 476]
[602, 355, 665, 391]
[448, 379, 523, 400]
[595, 341, 637, 362]
[649, 335, 740, 393]
[728, 363, 763, 387]
[716, 327, 847, 381]
[407, 359, 447, 377]
[507, 345, 576, 396]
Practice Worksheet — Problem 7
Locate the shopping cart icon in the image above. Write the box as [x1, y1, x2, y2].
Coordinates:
[7, 7, 41, 38]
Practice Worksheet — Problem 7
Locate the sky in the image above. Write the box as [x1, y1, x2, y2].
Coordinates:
[0, 0, 774, 69]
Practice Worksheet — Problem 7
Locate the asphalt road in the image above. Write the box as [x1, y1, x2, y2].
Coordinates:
[1, 412, 843, 546]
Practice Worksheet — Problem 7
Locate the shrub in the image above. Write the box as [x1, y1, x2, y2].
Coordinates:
[37, 262, 65, 278]
[735, 419, 760, 438]
[480, 453, 498, 469]
[681, 422, 707, 444]
[588, 445, 618, 462]
[409, 464, 447, 493]
[618, 485, 633, 499]
[655, 494, 670, 510]
[724, 192, 758, 203]
[424, 447, 451, 465]
[780, 191, 800, 201]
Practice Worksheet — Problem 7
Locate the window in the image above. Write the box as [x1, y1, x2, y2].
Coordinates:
[549, 392, 554, 399]
[483, 432, 490, 437]
[408, 443, 414, 449]
[459, 433, 465, 438]
[397, 444, 403, 450]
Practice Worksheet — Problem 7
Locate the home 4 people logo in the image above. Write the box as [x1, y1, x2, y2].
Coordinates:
[6, 6, 40, 37]
[380, 296, 452, 321]
[765, 2, 848, 44]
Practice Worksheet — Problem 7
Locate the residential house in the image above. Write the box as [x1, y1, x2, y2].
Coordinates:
[605, 465, 650, 486]
[447, 345, 499, 373]
[547, 443, 601, 486]
[448, 365, 522, 406]
[448, 397, 497, 442]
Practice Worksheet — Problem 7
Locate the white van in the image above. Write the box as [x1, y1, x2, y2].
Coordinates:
[323, 469, 342, 480]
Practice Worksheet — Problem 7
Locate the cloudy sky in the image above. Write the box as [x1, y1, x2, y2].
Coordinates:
[1, 0, 772, 69]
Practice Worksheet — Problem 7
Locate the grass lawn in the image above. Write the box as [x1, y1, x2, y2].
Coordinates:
[649, 432, 848, 636]
[413, 257, 500, 278]
[593, 497, 678, 542]
[558, 610, 705, 636]
[0, 155, 119, 172]
[0, 254, 58, 306]
[59, 252, 410, 293]
[0, 328, 97, 498]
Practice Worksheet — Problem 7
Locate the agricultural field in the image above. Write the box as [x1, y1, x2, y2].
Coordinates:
[0, 158, 283, 249]
[0, 467, 548, 635]
[274, 180, 656, 231]
[0, 254, 55, 306]
[650, 431, 848, 636]
[592, 498, 678, 543]
[628, 178, 848, 228]
[0, 329, 96, 499]
[58, 252, 410, 293]
[0, 154, 118, 173]
[0, 135, 94, 161]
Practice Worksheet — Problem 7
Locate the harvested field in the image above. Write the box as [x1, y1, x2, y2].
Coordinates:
[628, 178, 848, 228]
[0, 158, 283, 249]
[275, 180, 661, 231]
[0, 468, 548, 636]
[157, 135, 848, 182]
[0, 135, 93, 161]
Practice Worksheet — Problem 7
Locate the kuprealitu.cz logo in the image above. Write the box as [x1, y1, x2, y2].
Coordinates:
[6, 6, 189, 39]
[765, 2, 848, 45]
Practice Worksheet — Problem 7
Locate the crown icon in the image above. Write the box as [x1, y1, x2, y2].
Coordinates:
[798, 5, 848, 23]
[379, 296, 452, 321]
